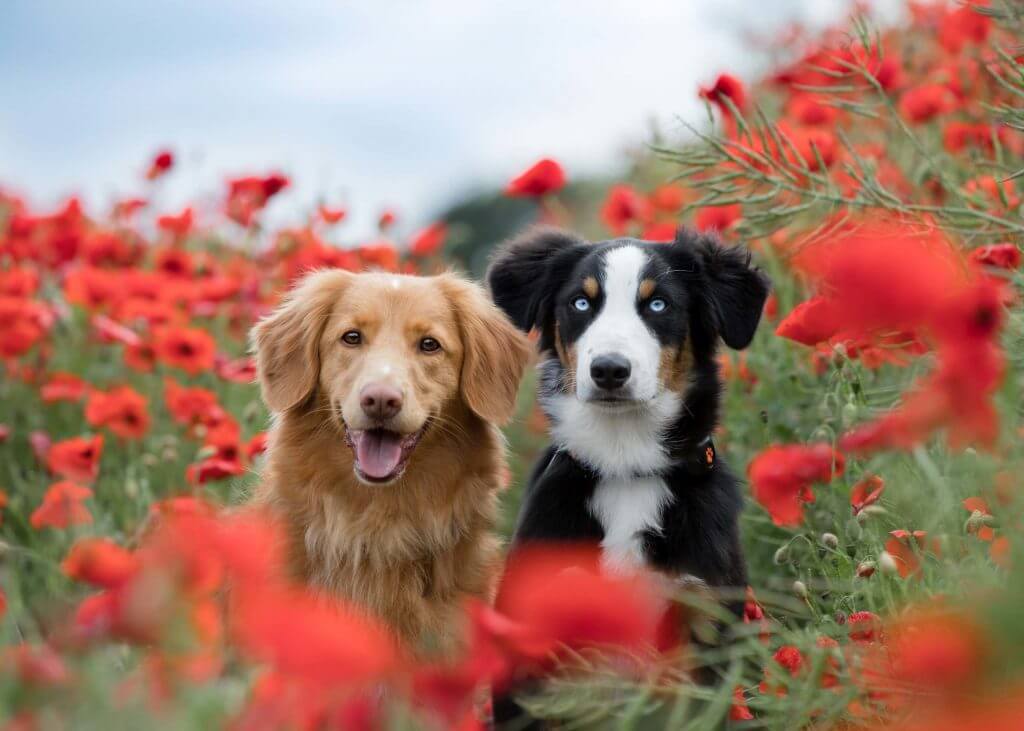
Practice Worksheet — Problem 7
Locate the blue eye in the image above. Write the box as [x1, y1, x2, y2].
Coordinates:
[648, 298, 667, 313]
[572, 297, 591, 312]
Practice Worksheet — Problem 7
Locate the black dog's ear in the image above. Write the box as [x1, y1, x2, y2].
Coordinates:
[486, 227, 585, 331]
[678, 229, 771, 350]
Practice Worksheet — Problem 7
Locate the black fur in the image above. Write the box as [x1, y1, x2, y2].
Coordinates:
[487, 227, 769, 728]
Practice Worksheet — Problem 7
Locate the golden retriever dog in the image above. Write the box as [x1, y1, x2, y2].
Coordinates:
[251, 268, 532, 656]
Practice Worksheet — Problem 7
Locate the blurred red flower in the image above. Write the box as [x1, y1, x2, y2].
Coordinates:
[748, 443, 844, 526]
[0, 297, 51, 357]
[318, 204, 346, 225]
[85, 386, 150, 440]
[494, 544, 663, 665]
[899, 84, 956, 123]
[40, 372, 89, 403]
[505, 158, 566, 198]
[699, 73, 747, 115]
[46, 434, 103, 483]
[154, 326, 216, 374]
[847, 611, 882, 643]
[885, 530, 929, 578]
[146, 149, 175, 180]
[601, 185, 648, 236]
[694, 204, 741, 233]
[156, 207, 194, 239]
[969, 243, 1021, 270]
[31, 481, 93, 530]
[850, 475, 885, 516]
[230, 587, 398, 687]
[939, 1, 991, 53]
[410, 223, 448, 257]
[63, 538, 139, 589]
[760, 645, 803, 697]
[164, 379, 227, 429]
[887, 609, 987, 691]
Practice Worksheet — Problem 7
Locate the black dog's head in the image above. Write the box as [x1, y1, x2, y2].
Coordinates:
[487, 226, 770, 414]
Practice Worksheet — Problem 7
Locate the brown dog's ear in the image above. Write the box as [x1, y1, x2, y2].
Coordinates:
[442, 276, 533, 426]
[252, 269, 351, 413]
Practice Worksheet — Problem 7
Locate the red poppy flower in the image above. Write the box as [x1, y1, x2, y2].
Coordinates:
[186, 457, 245, 485]
[318, 205, 346, 225]
[30, 481, 93, 530]
[154, 326, 217, 374]
[409, 223, 448, 257]
[156, 207, 194, 239]
[63, 538, 139, 589]
[939, 2, 991, 53]
[969, 243, 1020, 270]
[943, 121, 992, 154]
[377, 209, 397, 230]
[730, 687, 753, 720]
[505, 158, 566, 198]
[647, 183, 687, 214]
[786, 93, 839, 127]
[230, 587, 397, 686]
[884, 530, 929, 578]
[760, 645, 804, 696]
[46, 435, 103, 483]
[494, 544, 662, 664]
[694, 204, 741, 233]
[112, 197, 147, 220]
[641, 222, 678, 242]
[9, 644, 70, 687]
[887, 610, 986, 691]
[85, 386, 150, 440]
[0, 297, 51, 357]
[154, 247, 194, 278]
[748, 443, 844, 526]
[40, 372, 89, 403]
[214, 355, 257, 384]
[164, 379, 226, 428]
[699, 73, 748, 115]
[962, 497, 995, 541]
[850, 475, 885, 516]
[775, 296, 843, 346]
[359, 242, 400, 272]
[847, 611, 882, 642]
[0, 267, 39, 298]
[899, 84, 956, 124]
[145, 149, 174, 180]
[246, 432, 269, 461]
[600, 185, 648, 235]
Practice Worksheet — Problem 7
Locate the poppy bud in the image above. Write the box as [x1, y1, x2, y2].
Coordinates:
[879, 551, 899, 575]
[774, 545, 790, 565]
[856, 560, 876, 578]
[821, 533, 839, 550]
[793, 580, 808, 599]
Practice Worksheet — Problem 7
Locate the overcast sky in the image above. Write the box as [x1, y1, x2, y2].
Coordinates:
[0, 1, 897, 237]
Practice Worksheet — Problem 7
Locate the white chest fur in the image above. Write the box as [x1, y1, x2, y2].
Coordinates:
[588, 475, 673, 573]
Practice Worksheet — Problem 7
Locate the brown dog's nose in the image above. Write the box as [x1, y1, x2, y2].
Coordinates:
[359, 383, 403, 421]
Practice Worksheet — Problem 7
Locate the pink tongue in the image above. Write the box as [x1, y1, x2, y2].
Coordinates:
[354, 430, 404, 479]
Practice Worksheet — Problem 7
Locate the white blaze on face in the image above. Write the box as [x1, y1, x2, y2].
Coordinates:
[576, 245, 661, 402]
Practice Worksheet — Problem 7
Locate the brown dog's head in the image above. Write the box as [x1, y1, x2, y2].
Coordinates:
[253, 270, 531, 485]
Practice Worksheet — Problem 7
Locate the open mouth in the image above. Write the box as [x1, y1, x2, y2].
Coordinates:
[344, 425, 426, 484]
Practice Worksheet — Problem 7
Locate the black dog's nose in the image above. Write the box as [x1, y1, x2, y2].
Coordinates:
[590, 354, 631, 390]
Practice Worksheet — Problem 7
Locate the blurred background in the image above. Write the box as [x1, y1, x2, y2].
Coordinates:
[1, 0, 896, 239]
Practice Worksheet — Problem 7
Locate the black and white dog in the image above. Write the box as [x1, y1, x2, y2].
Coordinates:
[488, 225, 770, 600]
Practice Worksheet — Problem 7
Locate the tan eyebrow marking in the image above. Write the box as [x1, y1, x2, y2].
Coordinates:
[582, 276, 599, 299]
[638, 278, 657, 300]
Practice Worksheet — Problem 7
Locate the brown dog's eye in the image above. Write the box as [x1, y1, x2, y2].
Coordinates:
[419, 337, 441, 353]
[341, 330, 362, 346]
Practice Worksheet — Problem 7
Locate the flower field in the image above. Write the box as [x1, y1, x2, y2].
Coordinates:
[3, 1, 1024, 728]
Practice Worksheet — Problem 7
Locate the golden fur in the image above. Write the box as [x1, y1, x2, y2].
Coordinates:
[251, 269, 531, 656]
